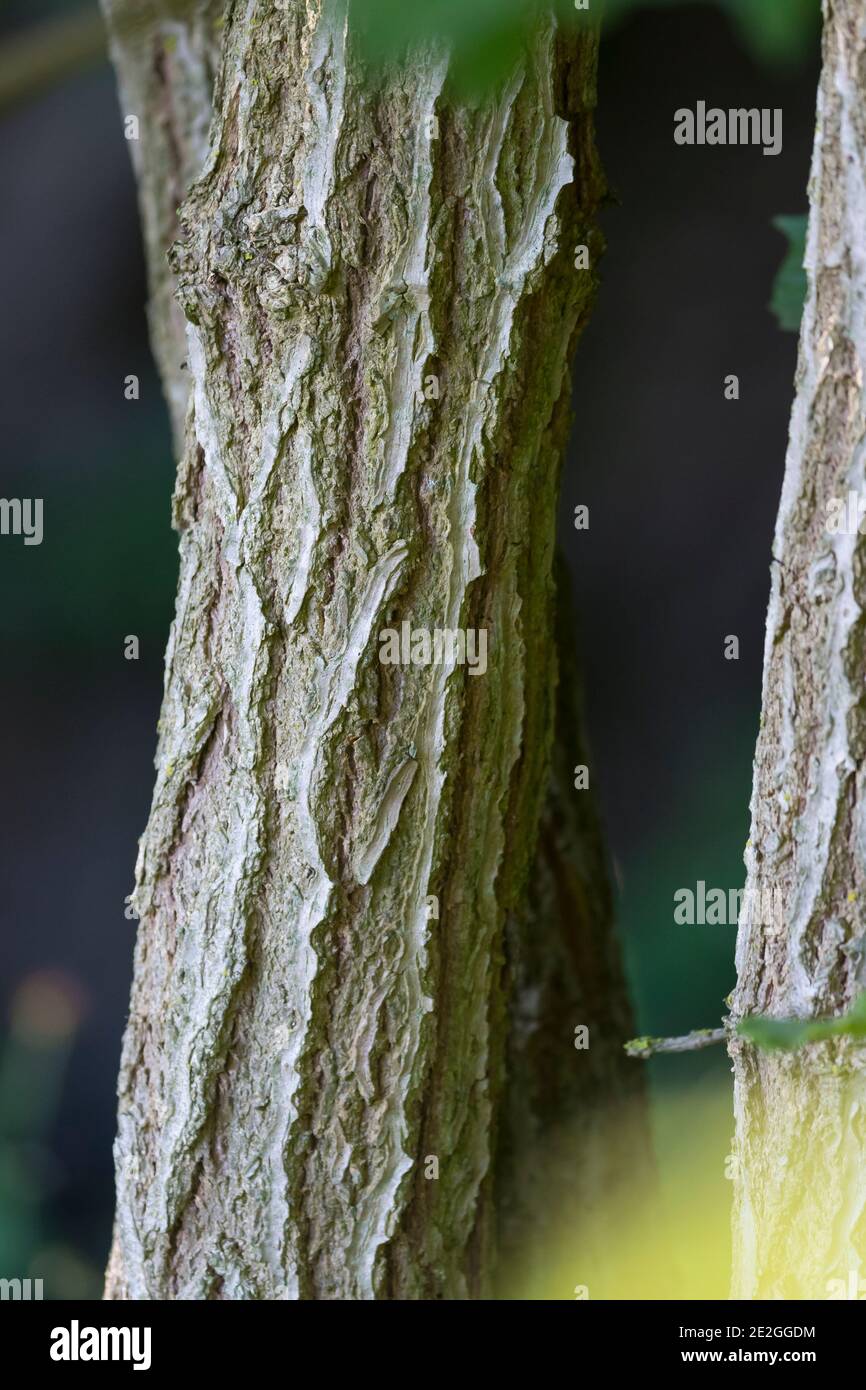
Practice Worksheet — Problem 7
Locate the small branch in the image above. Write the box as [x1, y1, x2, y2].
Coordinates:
[624, 1027, 728, 1059]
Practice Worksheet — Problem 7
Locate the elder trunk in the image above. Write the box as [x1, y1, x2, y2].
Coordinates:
[103, 0, 644, 1299]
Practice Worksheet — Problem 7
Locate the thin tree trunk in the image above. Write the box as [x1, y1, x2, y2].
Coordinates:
[103, 0, 645, 1300]
[730, 0, 866, 1300]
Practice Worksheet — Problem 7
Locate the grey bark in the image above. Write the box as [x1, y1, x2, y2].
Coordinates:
[102, 0, 646, 1300]
[730, 0, 866, 1300]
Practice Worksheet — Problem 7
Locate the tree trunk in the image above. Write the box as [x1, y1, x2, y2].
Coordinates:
[103, 0, 645, 1300]
[730, 0, 866, 1300]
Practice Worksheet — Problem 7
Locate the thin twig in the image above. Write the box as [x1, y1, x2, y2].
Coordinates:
[624, 1027, 728, 1059]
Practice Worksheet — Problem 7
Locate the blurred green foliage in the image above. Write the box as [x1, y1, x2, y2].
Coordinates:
[0, 0, 823, 112]
[0, 422, 177, 657]
[613, 0, 819, 68]
[770, 213, 808, 333]
[739, 992, 866, 1050]
[619, 710, 749, 1037]
[351, 0, 820, 95]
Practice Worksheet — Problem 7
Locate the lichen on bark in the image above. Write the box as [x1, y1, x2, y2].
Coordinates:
[104, 0, 642, 1300]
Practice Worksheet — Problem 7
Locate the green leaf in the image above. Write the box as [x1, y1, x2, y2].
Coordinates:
[738, 992, 866, 1051]
[350, 0, 545, 97]
[769, 213, 808, 333]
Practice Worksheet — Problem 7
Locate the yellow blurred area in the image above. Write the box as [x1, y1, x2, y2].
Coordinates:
[504, 1083, 735, 1300]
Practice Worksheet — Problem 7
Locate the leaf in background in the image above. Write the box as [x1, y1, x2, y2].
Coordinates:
[0, 0, 820, 111]
[350, 0, 551, 97]
[350, 0, 818, 95]
[720, 0, 820, 67]
[738, 992, 866, 1051]
[769, 213, 808, 333]
[603, 0, 819, 67]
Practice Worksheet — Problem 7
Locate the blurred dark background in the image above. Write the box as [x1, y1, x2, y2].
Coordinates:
[0, 0, 819, 1295]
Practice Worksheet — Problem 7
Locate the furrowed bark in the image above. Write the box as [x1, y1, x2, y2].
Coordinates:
[104, 0, 645, 1299]
[730, 0, 866, 1300]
